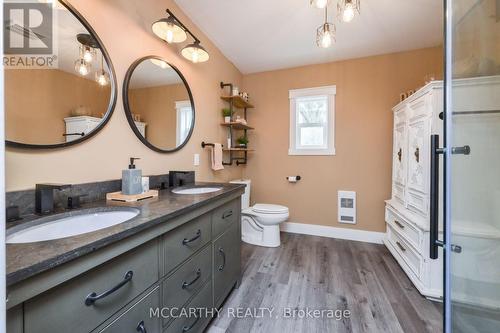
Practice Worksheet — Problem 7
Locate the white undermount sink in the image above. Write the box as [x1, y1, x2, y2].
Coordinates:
[6, 209, 140, 244]
[172, 187, 222, 195]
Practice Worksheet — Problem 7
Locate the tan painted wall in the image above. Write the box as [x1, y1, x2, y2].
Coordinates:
[242, 47, 443, 232]
[129, 83, 189, 149]
[5, 69, 110, 144]
[6, 0, 243, 191]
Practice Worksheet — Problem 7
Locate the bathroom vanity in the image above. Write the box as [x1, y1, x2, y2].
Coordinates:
[6, 183, 244, 333]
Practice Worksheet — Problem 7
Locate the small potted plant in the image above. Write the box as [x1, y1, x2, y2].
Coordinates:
[222, 108, 232, 123]
[236, 135, 249, 148]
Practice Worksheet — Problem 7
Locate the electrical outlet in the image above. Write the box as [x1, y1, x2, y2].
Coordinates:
[194, 153, 200, 166]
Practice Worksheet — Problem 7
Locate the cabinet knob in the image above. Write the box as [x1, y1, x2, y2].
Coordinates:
[397, 148, 402, 162]
[414, 147, 420, 163]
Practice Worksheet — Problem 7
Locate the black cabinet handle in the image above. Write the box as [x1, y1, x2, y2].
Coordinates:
[222, 210, 233, 219]
[414, 147, 420, 163]
[182, 269, 201, 289]
[396, 241, 406, 252]
[136, 320, 147, 333]
[218, 247, 226, 271]
[182, 229, 201, 245]
[397, 148, 402, 162]
[182, 316, 201, 332]
[85, 271, 133, 306]
[430, 134, 444, 259]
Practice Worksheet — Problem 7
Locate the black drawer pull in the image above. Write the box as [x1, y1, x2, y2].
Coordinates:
[182, 269, 201, 289]
[182, 229, 201, 245]
[182, 316, 201, 332]
[222, 210, 233, 219]
[396, 241, 406, 252]
[136, 320, 147, 333]
[85, 270, 133, 306]
[218, 247, 226, 271]
[394, 220, 405, 229]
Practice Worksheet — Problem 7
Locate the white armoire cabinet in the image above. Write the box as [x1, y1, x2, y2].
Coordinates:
[386, 80, 444, 300]
[386, 75, 500, 300]
[64, 116, 146, 142]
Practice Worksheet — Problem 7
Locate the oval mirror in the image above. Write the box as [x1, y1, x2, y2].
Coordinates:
[123, 56, 195, 153]
[5, 1, 116, 149]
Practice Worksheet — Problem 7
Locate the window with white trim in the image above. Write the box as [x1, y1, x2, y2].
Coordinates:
[289, 85, 336, 155]
[175, 100, 193, 145]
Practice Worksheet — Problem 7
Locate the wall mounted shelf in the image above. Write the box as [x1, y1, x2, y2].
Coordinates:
[220, 81, 254, 166]
[220, 95, 254, 109]
[220, 122, 254, 130]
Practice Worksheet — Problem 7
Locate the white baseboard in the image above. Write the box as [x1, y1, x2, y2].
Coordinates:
[280, 222, 385, 244]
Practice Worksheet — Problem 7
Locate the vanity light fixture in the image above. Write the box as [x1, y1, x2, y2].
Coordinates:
[152, 15, 187, 43]
[316, 7, 335, 48]
[310, 0, 331, 9]
[95, 54, 109, 86]
[338, 0, 360, 23]
[152, 9, 210, 64]
[181, 41, 209, 63]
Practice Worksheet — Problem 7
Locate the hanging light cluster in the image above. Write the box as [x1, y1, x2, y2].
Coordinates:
[73, 33, 109, 86]
[310, 0, 360, 48]
[152, 9, 210, 63]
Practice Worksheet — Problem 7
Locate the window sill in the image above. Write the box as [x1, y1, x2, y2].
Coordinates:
[288, 148, 336, 156]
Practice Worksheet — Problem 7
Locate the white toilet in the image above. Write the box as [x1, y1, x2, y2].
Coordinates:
[230, 179, 289, 247]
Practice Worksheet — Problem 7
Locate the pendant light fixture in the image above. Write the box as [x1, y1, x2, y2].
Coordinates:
[74, 58, 91, 76]
[310, 0, 331, 9]
[152, 15, 187, 43]
[338, 0, 360, 23]
[76, 34, 98, 63]
[316, 7, 335, 48]
[95, 54, 109, 86]
[152, 9, 210, 64]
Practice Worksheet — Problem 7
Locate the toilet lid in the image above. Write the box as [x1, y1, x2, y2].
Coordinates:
[252, 204, 288, 214]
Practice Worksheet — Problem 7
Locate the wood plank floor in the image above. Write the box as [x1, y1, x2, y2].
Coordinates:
[207, 233, 443, 333]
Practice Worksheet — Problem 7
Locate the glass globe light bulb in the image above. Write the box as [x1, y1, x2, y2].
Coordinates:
[343, 3, 355, 22]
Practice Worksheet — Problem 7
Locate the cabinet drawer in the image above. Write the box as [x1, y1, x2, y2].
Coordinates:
[161, 214, 211, 276]
[212, 199, 240, 238]
[385, 207, 421, 250]
[97, 286, 160, 333]
[162, 245, 212, 327]
[387, 224, 422, 278]
[24, 240, 159, 333]
[164, 282, 213, 333]
[407, 189, 428, 217]
[213, 223, 240, 307]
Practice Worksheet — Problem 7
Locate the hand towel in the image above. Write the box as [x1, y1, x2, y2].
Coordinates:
[211, 143, 224, 171]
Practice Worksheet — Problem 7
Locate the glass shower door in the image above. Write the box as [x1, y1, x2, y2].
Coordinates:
[444, 0, 500, 332]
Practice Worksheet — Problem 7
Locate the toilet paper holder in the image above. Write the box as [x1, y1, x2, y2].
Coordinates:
[286, 175, 301, 182]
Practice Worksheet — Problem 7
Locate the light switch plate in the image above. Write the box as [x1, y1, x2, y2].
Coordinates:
[194, 153, 200, 166]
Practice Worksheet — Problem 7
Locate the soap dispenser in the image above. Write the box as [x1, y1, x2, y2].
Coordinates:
[122, 157, 142, 195]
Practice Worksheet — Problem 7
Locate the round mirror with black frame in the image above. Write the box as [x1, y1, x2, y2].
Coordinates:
[5, 0, 117, 149]
[123, 56, 195, 153]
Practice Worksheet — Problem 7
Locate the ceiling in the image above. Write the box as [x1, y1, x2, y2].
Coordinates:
[175, 0, 443, 74]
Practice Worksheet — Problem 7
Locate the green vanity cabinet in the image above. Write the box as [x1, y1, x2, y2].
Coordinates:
[24, 240, 159, 333]
[7, 195, 242, 333]
[213, 222, 241, 308]
[96, 286, 161, 333]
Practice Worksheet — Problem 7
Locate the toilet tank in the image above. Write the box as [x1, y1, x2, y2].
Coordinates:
[230, 179, 251, 209]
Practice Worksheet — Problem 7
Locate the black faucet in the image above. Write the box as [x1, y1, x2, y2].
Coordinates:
[169, 171, 195, 188]
[35, 183, 71, 215]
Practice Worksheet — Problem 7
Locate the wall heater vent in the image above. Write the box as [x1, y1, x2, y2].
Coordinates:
[338, 191, 356, 224]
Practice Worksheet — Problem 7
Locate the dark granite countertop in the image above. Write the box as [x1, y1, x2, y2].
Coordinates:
[6, 182, 245, 287]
